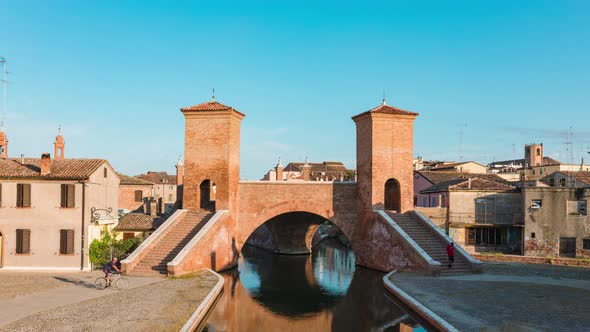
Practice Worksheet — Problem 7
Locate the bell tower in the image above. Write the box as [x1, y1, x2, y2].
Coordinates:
[352, 99, 418, 214]
[54, 127, 65, 160]
[180, 96, 245, 212]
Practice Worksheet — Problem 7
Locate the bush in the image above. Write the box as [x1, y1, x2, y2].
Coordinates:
[89, 227, 141, 268]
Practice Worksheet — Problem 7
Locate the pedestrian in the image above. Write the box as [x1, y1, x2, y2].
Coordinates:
[446, 242, 455, 268]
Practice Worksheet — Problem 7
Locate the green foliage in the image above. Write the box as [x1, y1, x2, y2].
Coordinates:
[88, 227, 141, 268]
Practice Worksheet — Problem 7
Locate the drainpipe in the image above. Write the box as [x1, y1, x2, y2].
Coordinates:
[80, 180, 87, 270]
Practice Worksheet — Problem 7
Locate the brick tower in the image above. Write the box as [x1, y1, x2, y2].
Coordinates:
[524, 143, 543, 167]
[180, 97, 245, 212]
[54, 128, 65, 160]
[352, 99, 418, 213]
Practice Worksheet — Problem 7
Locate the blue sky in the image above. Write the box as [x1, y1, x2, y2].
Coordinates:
[1, 1, 589, 179]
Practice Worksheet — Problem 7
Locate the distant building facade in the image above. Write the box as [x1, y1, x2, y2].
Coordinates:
[262, 160, 354, 182]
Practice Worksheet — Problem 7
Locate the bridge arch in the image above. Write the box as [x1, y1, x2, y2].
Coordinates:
[238, 200, 354, 255]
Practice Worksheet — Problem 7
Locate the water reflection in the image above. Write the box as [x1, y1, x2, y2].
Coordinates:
[204, 239, 424, 332]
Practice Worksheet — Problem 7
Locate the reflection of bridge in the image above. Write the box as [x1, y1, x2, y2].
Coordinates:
[122, 98, 480, 276]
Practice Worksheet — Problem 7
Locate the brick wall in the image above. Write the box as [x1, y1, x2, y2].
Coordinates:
[119, 184, 152, 211]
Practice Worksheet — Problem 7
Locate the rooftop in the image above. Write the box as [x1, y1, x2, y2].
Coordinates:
[135, 171, 177, 185]
[114, 213, 166, 231]
[118, 173, 154, 186]
[180, 98, 245, 117]
[421, 177, 515, 193]
[352, 99, 419, 120]
[416, 170, 509, 185]
[0, 158, 108, 180]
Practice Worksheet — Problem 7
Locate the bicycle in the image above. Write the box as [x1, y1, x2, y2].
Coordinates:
[94, 272, 129, 290]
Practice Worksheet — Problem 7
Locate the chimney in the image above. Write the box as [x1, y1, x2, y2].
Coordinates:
[275, 157, 284, 181]
[176, 156, 184, 186]
[40, 153, 51, 176]
[149, 200, 157, 217]
[303, 162, 311, 181]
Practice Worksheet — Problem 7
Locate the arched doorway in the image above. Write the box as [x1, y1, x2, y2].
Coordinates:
[199, 179, 213, 210]
[384, 178, 401, 211]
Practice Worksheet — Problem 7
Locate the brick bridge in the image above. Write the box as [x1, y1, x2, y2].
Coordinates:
[122, 98, 481, 276]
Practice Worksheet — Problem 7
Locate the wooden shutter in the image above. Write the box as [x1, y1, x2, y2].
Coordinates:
[22, 184, 31, 207]
[60, 229, 67, 254]
[67, 185, 75, 208]
[60, 229, 74, 254]
[135, 190, 142, 202]
[17, 229, 31, 254]
[16, 229, 22, 253]
[0, 183, 2, 207]
[17, 184, 23, 207]
[60, 184, 67, 207]
[467, 228, 475, 245]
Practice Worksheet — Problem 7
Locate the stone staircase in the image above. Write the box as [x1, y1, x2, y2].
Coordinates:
[387, 211, 472, 275]
[128, 210, 214, 276]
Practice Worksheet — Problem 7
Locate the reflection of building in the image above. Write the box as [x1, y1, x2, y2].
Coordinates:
[0, 130, 119, 270]
[523, 187, 590, 258]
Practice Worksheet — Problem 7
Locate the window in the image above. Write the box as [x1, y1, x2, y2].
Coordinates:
[431, 197, 438, 207]
[560, 178, 566, 187]
[531, 199, 542, 209]
[471, 227, 507, 246]
[134, 190, 143, 202]
[531, 232, 536, 239]
[536, 148, 541, 156]
[441, 195, 446, 207]
[16, 184, 31, 208]
[16, 229, 31, 254]
[103, 167, 107, 178]
[413, 197, 418, 207]
[549, 178, 555, 186]
[584, 239, 590, 250]
[423, 198, 427, 207]
[59, 229, 74, 255]
[567, 200, 587, 215]
[60, 184, 75, 208]
[467, 228, 475, 245]
[123, 233, 135, 240]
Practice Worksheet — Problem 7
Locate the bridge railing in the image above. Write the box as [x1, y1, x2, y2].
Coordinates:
[121, 209, 187, 274]
[376, 210, 441, 276]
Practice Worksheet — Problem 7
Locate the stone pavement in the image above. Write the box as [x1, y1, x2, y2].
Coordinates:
[0, 271, 162, 327]
[1, 270, 219, 332]
[389, 262, 590, 331]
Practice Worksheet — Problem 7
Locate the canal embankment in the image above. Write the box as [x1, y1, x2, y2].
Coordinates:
[0, 269, 221, 332]
[386, 262, 590, 331]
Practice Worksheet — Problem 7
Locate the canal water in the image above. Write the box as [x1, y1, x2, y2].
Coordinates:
[203, 239, 426, 332]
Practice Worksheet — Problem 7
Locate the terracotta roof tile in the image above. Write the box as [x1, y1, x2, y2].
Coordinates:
[135, 171, 177, 185]
[352, 100, 419, 120]
[118, 173, 154, 186]
[180, 99, 245, 117]
[0, 158, 107, 180]
[416, 171, 509, 185]
[421, 177, 514, 193]
[114, 213, 166, 231]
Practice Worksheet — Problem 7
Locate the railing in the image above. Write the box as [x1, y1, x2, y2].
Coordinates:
[413, 210, 482, 273]
[167, 210, 228, 276]
[376, 210, 441, 276]
[121, 209, 187, 273]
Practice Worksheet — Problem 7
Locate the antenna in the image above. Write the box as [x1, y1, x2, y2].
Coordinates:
[457, 122, 468, 162]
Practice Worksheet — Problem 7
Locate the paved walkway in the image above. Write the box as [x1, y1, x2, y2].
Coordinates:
[1, 270, 219, 332]
[0, 271, 162, 327]
[389, 263, 590, 331]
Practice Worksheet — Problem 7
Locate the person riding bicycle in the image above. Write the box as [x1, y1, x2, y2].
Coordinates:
[103, 257, 121, 287]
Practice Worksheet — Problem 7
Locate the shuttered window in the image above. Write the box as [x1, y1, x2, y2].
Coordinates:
[60, 229, 75, 254]
[60, 184, 75, 208]
[16, 184, 31, 208]
[134, 190, 143, 202]
[16, 229, 31, 254]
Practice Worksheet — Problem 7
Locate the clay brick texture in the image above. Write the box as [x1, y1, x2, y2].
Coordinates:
[182, 111, 243, 212]
[119, 184, 153, 211]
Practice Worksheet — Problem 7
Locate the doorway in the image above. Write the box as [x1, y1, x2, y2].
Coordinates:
[384, 178, 401, 211]
[200, 179, 213, 210]
[559, 237, 576, 258]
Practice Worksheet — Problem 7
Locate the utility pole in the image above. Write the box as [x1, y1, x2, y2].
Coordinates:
[0, 57, 6, 130]
[457, 122, 468, 162]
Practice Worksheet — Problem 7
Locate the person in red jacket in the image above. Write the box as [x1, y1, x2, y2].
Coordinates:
[446, 243, 455, 268]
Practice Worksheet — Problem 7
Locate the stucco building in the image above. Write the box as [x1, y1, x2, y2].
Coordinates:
[523, 187, 590, 258]
[118, 173, 155, 212]
[0, 132, 119, 270]
[135, 171, 179, 214]
[262, 160, 354, 182]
